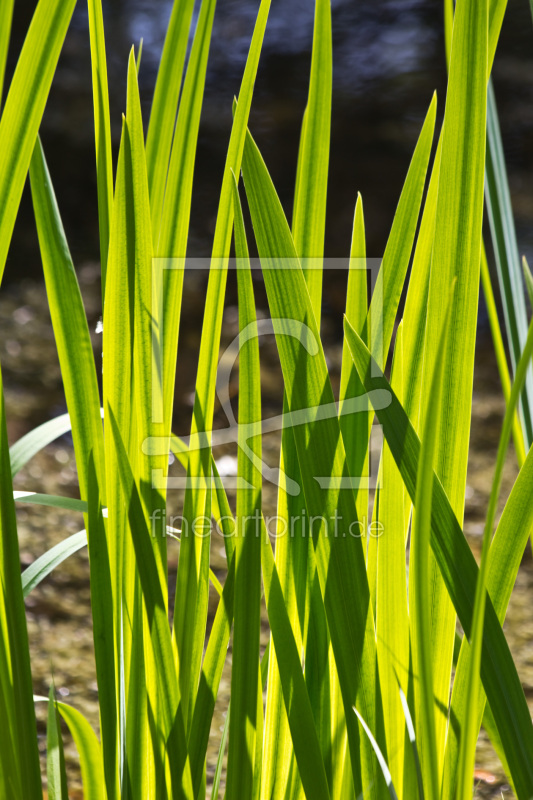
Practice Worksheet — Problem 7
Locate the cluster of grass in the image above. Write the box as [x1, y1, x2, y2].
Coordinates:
[1, 0, 533, 797]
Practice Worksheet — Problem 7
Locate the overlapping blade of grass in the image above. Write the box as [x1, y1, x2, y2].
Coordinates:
[398, 134, 441, 434]
[0, 0, 13, 104]
[365, 94, 436, 370]
[419, 0, 487, 772]
[57, 702, 106, 800]
[9, 411, 103, 478]
[339, 195, 368, 519]
[125, 50, 166, 583]
[480, 244, 527, 467]
[103, 112, 136, 795]
[34, 696, 107, 800]
[22, 530, 87, 598]
[87, 0, 113, 293]
[145, 0, 196, 234]
[119, 52, 170, 797]
[30, 133, 118, 795]
[14, 492, 86, 514]
[109, 410, 194, 800]
[0, 0, 77, 285]
[343, 321, 533, 799]
[225, 177, 263, 798]
[261, 530, 331, 800]
[187, 555, 235, 797]
[524, 256, 533, 307]
[0, 370, 42, 798]
[156, 0, 218, 440]
[457, 305, 533, 797]
[29, 138, 106, 502]
[375, 324, 411, 796]
[443, 440, 533, 792]
[398, 685, 424, 800]
[46, 684, 69, 800]
[488, 0, 508, 68]
[410, 287, 454, 800]
[444, 314, 533, 796]
[336, 196, 369, 800]
[263, 2, 332, 794]
[485, 79, 533, 447]
[241, 129, 388, 798]
[292, 0, 331, 297]
[173, 0, 271, 733]
[87, 454, 119, 800]
[353, 708, 398, 800]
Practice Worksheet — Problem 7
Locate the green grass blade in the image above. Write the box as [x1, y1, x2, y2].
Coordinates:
[340, 194, 369, 517]
[344, 319, 533, 798]
[125, 49, 166, 587]
[103, 112, 137, 796]
[9, 411, 103, 478]
[457, 311, 533, 798]
[225, 177, 263, 798]
[123, 51, 168, 797]
[212, 705, 230, 800]
[263, 4, 332, 792]
[485, 79, 533, 447]
[292, 0, 331, 301]
[145, 0, 196, 234]
[488, 0, 507, 68]
[444, 313, 533, 796]
[410, 287, 455, 800]
[188, 555, 235, 797]
[366, 94, 436, 370]
[173, 0, 271, 734]
[419, 0, 487, 772]
[29, 137, 106, 503]
[0, 0, 14, 104]
[375, 323, 410, 794]
[480, 244, 526, 467]
[241, 128, 386, 797]
[57, 701, 106, 800]
[14, 492, 86, 514]
[47, 684, 69, 800]
[524, 256, 533, 308]
[261, 531, 331, 800]
[22, 530, 87, 598]
[156, 0, 218, 441]
[398, 686, 424, 800]
[87, 454, 119, 800]
[353, 708, 398, 800]
[87, 0, 113, 293]
[399, 134, 441, 435]
[109, 409, 194, 800]
[0, 369, 42, 798]
[0, 0, 77, 285]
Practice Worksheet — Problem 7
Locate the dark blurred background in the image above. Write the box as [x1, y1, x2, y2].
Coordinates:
[3, 0, 533, 284]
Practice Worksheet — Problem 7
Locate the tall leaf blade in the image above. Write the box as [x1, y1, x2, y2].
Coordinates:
[87, 0, 113, 292]
[0, 370, 42, 798]
[344, 319, 533, 799]
[485, 80, 533, 447]
[146, 0, 196, 234]
[46, 684, 69, 800]
[225, 177, 263, 799]
[0, 0, 77, 284]
[420, 0, 488, 771]
[173, 0, 271, 732]
[0, 0, 14, 104]
[241, 129, 387, 798]
[29, 138, 106, 502]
